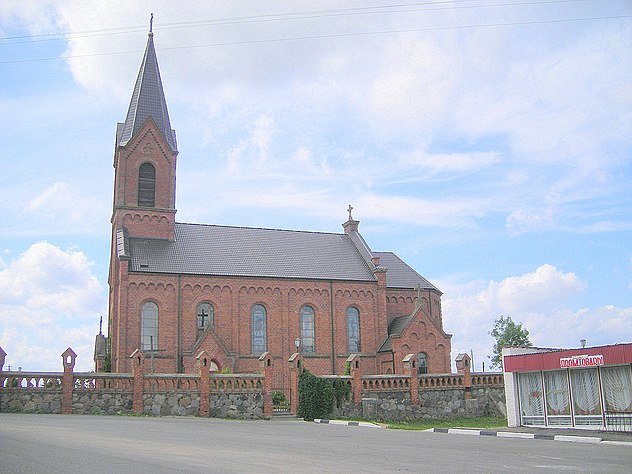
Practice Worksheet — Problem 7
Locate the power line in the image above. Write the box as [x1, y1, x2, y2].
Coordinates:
[0, 13, 629, 65]
[0, 0, 610, 44]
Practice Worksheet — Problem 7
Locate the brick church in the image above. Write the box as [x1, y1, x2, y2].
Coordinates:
[96, 27, 452, 377]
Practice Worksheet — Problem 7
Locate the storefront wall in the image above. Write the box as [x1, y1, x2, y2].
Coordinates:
[516, 364, 632, 429]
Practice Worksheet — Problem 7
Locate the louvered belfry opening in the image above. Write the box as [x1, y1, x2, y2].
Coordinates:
[138, 163, 156, 207]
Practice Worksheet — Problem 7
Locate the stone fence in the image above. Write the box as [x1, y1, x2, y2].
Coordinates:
[0, 347, 267, 419]
[318, 353, 506, 421]
[0, 346, 505, 421]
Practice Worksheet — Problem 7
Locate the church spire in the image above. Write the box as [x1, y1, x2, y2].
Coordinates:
[118, 16, 177, 151]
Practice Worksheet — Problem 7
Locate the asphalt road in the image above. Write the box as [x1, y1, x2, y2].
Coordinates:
[0, 414, 630, 473]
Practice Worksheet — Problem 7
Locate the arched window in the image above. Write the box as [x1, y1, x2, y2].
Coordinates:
[347, 307, 360, 353]
[418, 352, 428, 375]
[138, 163, 156, 207]
[141, 302, 158, 350]
[197, 302, 214, 329]
[300, 306, 315, 353]
[251, 304, 267, 355]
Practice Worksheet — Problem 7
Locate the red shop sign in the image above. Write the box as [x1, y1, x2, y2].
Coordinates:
[560, 354, 604, 368]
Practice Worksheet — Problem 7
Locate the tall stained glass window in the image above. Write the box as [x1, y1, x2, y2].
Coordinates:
[346, 307, 360, 353]
[141, 301, 158, 350]
[251, 304, 267, 354]
[300, 306, 315, 353]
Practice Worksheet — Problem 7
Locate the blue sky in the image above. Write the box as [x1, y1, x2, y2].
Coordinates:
[1, 1, 631, 372]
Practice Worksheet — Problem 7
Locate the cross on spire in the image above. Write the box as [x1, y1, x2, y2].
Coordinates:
[347, 204, 353, 220]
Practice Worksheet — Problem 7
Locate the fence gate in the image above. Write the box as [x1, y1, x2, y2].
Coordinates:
[272, 371, 291, 414]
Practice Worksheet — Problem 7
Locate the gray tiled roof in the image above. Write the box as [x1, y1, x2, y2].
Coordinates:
[388, 313, 414, 336]
[378, 314, 414, 352]
[374, 252, 439, 292]
[128, 223, 377, 282]
[118, 33, 177, 152]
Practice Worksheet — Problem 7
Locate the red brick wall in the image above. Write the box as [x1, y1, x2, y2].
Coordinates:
[112, 120, 177, 241]
[109, 270, 452, 377]
[386, 288, 444, 326]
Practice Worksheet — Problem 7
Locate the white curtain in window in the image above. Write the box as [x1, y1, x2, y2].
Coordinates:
[602, 366, 632, 412]
[571, 368, 601, 416]
[518, 372, 544, 416]
[545, 370, 570, 415]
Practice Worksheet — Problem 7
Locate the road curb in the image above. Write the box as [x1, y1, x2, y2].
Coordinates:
[312, 419, 384, 428]
[309, 421, 632, 445]
[428, 428, 632, 446]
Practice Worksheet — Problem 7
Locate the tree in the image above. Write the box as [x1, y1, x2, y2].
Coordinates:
[489, 315, 532, 369]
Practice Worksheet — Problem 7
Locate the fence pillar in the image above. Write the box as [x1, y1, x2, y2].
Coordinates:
[403, 353, 419, 405]
[456, 353, 472, 399]
[196, 351, 210, 417]
[259, 352, 273, 418]
[347, 353, 362, 404]
[61, 348, 76, 414]
[130, 349, 145, 414]
[288, 352, 303, 415]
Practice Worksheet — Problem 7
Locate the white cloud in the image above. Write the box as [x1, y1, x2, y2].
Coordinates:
[27, 181, 71, 212]
[402, 151, 502, 174]
[358, 193, 486, 228]
[438, 264, 631, 371]
[494, 264, 585, 313]
[360, 35, 458, 135]
[505, 208, 554, 235]
[4, 1, 627, 239]
[21, 181, 107, 234]
[578, 221, 632, 233]
[0, 242, 105, 371]
[0, 0, 58, 34]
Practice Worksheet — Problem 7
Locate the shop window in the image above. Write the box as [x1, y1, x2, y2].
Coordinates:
[602, 365, 632, 413]
[602, 365, 632, 430]
[544, 370, 571, 426]
[571, 368, 602, 426]
[517, 372, 545, 426]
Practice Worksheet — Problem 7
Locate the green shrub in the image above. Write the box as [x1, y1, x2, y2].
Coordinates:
[103, 352, 111, 372]
[297, 370, 334, 421]
[332, 378, 351, 408]
[272, 390, 287, 405]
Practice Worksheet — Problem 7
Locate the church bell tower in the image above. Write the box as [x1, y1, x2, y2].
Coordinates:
[111, 19, 178, 241]
[104, 19, 178, 372]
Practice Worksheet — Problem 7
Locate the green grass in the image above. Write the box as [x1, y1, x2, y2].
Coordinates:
[386, 416, 507, 431]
